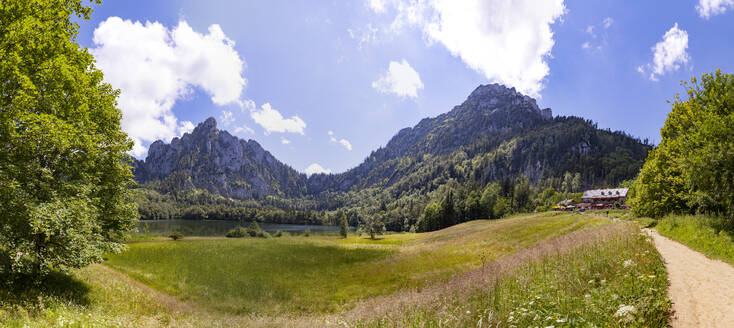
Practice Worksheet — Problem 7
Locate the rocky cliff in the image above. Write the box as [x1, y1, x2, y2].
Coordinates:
[133, 117, 306, 198]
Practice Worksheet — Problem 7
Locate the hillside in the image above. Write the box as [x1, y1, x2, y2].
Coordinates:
[132, 84, 651, 226]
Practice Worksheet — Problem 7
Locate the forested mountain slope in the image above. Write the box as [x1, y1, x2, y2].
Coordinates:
[133, 84, 651, 226]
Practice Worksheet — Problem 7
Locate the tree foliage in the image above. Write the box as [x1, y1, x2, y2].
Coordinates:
[631, 70, 734, 219]
[0, 0, 136, 279]
[339, 212, 348, 238]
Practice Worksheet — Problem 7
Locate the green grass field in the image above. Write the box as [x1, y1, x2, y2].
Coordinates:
[105, 212, 608, 315]
[656, 215, 734, 266]
[1, 212, 671, 327]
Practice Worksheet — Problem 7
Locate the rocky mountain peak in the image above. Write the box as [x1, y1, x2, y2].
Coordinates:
[467, 83, 541, 112]
[193, 117, 218, 135]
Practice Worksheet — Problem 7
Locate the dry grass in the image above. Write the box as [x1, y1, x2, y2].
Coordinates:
[332, 223, 635, 324]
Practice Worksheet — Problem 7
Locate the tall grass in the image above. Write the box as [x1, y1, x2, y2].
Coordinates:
[656, 215, 734, 265]
[345, 223, 670, 327]
[105, 213, 608, 316]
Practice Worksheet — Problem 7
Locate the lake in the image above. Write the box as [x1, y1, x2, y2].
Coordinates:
[136, 220, 340, 237]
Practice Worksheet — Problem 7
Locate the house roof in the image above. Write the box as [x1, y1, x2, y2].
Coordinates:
[582, 188, 628, 199]
[557, 199, 574, 206]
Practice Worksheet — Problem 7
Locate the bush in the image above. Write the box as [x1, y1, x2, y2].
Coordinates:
[226, 226, 248, 238]
[169, 231, 183, 240]
[637, 218, 657, 228]
[303, 229, 311, 237]
[273, 230, 283, 237]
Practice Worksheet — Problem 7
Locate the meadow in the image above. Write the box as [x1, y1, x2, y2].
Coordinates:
[0, 212, 670, 327]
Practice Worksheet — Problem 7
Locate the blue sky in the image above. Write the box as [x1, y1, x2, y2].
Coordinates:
[76, 0, 734, 174]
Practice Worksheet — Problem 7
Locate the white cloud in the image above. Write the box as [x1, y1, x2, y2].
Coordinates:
[339, 139, 353, 151]
[327, 131, 352, 151]
[369, 0, 388, 13]
[697, 0, 734, 18]
[91, 17, 246, 158]
[585, 25, 596, 38]
[178, 121, 195, 135]
[375, 0, 566, 97]
[219, 110, 234, 126]
[582, 17, 613, 52]
[305, 163, 332, 176]
[241, 99, 256, 113]
[372, 59, 424, 98]
[348, 23, 380, 50]
[249, 102, 306, 135]
[603, 17, 614, 29]
[640, 23, 690, 81]
[281, 137, 291, 145]
[234, 125, 254, 135]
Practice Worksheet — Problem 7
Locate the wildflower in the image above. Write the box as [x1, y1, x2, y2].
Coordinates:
[556, 318, 567, 323]
[614, 304, 637, 323]
[623, 259, 634, 267]
[584, 294, 591, 298]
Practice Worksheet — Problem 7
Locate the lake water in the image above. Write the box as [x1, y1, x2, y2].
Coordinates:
[137, 220, 340, 237]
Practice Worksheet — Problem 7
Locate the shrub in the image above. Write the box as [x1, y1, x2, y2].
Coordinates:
[169, 231, 183, 241]
[273, 230, 283, 237]
[246, 222, 262, 237]
[226, 226, 248, 238]
[303, 229, 311, 237]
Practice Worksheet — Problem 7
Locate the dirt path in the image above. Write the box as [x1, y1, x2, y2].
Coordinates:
[646, 229, 734, 327]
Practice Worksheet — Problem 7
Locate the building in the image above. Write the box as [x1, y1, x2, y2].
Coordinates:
[581, 188, 628, 205]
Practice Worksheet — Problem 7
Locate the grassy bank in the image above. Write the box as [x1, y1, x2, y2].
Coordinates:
[656, 215, 734, 266]
[346, 223, 670, 327]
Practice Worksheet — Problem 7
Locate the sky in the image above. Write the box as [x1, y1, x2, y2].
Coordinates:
[75, 0, 734, 175]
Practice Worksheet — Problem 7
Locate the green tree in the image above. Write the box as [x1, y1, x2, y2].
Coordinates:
[339, 212, 348, 238]
[562, 172, 573, 193]
[0, 0, 136, 279]
[421, 202, 440, 232]
[494, 197, 509, 219]
[359, 214, 385, 239]
[572, 173, 582, 193]
[480, 183, 500, 219]
[513, 176, 531, 212]
[631, 70, 734, 219]
[439, 190, 456, 228]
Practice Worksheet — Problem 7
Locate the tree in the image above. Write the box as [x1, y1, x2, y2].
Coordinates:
[439, 190, 456, 228]
[360, 214, 386, 239]
[339, 212, 348, 238]
[0, 0, 137, 279]
[631, 70, 734, 219]
[572, 173, 582, 193]
[494, 197, 509, 219]
[480, 183, 500, 219]
[562, 172, 573, 193]
[421, 202, 440, 232]
[513, 176, 531, 212]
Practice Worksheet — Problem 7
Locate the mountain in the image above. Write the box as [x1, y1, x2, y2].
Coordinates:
[133, 84, 651, 224]
[133, 117, 306, 199]
[305, 84, 649, 194]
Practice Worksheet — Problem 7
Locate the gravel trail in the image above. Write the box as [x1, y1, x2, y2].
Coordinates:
[646, 229, 734, 327]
